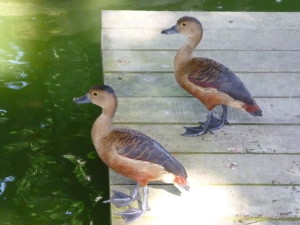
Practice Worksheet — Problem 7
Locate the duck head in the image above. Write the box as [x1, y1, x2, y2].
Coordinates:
[161, 16, 203, 39]
[73, 84, 117, 110]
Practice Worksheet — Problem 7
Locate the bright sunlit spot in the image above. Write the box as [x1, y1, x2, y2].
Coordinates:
[120, 173, 244, 225]
[148, 181, 237, 225]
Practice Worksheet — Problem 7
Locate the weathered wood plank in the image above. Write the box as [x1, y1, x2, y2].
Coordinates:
[105, 72, 300, 97]
[113, 125, 300, 154]
[102, 29, 300, 51]
[103, 50, 300, 72]
[110, 154, 300, 185]
[110, 185, 300, 225]
[102, 10, 300, 225]
[114, 97, 300, 124]
[102, 11, 300, 30]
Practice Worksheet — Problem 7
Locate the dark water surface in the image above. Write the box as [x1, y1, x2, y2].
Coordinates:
[0, 0, 299, 224]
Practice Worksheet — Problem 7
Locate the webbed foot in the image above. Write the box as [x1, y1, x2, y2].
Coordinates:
[117, 208, 144, 223]
[103, 190, 136, 208]
[107, 184, 149, 223]
[182, 106, 229, 137]
[181, 125, 212, 136]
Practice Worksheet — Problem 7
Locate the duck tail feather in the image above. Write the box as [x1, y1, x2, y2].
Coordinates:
[174, 176, 190, 192]
[244, 103, 262, 117]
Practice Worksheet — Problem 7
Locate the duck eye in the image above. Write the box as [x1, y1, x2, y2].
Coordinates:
[182, 22, 187, 26]
[92, 92, 98, 96]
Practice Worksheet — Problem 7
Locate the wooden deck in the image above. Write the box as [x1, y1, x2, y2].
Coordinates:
[101, 11, 300, 225]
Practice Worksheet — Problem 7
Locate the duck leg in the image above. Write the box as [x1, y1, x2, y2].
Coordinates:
[205, 105, 230, 130]
[103, 183, 138, 208]
[117, 186, 149, 223]
[182, 105, 229, 136]
[182, 111, 213, 136]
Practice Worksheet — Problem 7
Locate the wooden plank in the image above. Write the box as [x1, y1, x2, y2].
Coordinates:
[110, 185, 300, 225]
[103, 50, 300, 72]
[105, 72, 300, 97]
[112, 125, 300, 154]
[114, 97, 300, 124]
[102, 29, 300, 51]
[102, 11, 300, 30]
[109, 154, 300, 185]
[102, 10, 300, 225]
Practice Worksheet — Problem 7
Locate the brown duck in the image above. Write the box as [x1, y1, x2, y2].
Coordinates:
[162, 16, 262, 136]
[73, 85, 189, 223]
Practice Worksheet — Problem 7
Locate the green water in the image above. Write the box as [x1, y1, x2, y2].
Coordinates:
[0, 0, 299, 225]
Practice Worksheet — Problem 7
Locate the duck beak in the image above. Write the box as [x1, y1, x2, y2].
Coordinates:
[161, 25, 179, 34]
[73, 94, 91, 104]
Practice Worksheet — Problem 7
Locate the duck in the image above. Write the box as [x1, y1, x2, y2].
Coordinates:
[161, 16, 262, 136]
[73, 84, 189, 223]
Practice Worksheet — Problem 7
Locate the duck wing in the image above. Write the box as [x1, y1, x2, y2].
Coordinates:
[187, 57, 255, 105]
[111, 128, 187, 178]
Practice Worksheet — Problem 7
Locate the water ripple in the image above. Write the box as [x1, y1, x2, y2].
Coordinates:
[0, 109, 8, 123]
[5, 81, 29, 90]
[0, 109, 7, 116]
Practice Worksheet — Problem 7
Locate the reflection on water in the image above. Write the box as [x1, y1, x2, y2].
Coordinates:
[7, 43, 28, 65]
[0, 0, 298, 224]
[4, 81, 29, 90]
[0, 176, 15, 196]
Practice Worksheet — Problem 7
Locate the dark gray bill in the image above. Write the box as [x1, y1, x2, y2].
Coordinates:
[73, 94, 91, 104]
[161, 25, 179, 34]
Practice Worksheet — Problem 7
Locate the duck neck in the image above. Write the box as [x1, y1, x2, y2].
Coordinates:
[91, 101, 117, 146]
[174, 34, 202, 72]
